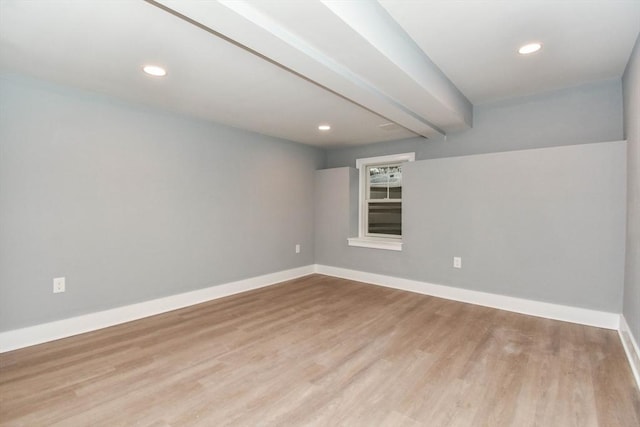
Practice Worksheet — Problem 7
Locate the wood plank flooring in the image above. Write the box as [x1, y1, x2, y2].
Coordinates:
[1, 274, 639, 426]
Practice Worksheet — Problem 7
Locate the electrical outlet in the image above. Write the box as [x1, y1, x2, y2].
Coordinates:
[453, 257, 462, 269]
[295, 244, 301, 254]
[53, 277, 65, 293]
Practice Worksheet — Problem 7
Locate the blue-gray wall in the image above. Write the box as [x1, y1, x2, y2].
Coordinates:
[318, 79, 627, 312]
[326, 79, 623, 167]
[0, 72, 631, 333]
[623, 34, 640, 340]
[316, 141, 627, 312]
[0, 76, 324, 331]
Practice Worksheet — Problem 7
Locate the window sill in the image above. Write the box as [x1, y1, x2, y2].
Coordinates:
[347, 237, 403, 251]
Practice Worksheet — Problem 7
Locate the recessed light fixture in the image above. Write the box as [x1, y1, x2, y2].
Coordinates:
[142, 65, 167, 77]
[518, 42, 542, 55]
[318, 124, 331, 131]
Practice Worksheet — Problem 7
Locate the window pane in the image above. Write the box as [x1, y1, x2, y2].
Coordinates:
[368, 166, 389, 199]
[368, 164, 402, 200]
[388, 166, 402, 199]
[367, 202, 401, 235]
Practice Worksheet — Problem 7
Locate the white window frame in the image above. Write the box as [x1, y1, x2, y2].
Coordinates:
[348, 152, 415, 251]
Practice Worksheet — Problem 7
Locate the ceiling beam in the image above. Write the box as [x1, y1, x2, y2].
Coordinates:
[149, 0, 473, 138]
[322, 0, 473, 131]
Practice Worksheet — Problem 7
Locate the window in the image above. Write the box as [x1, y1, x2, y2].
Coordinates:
[366, 163, 402, 236]
[348, 152, 415, 251]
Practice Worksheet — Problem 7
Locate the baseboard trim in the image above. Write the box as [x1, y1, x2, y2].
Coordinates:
[314, 264, 619, 330]
[0, 265, 315, 353]
[1, 264, 624, 353]
[619, 315, 640, 390]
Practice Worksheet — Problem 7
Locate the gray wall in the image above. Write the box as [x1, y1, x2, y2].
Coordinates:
[623, 35, 640, 339]
[326, 79, 623, 168]
[0, 71, 630, 332]
[0, 76, 324, 331]
[315, 141, 627, 312]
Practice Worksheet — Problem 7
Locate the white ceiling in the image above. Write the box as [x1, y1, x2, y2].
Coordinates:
[1, 0, 638, 147]
[380, 0, 640, 104]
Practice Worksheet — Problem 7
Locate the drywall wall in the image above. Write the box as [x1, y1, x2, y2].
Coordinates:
[326, 79, 623, 168]
[315, 141, 626, 312]
[314, 167, 358, 267]
[623, 34, 640, 340]
[0, 76, 324, 331]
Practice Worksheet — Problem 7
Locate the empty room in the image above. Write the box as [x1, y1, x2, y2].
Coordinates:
[1, 0, 639, 425]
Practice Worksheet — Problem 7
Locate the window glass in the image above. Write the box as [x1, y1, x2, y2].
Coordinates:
[368, 166, 389, 199]
[367, 202, 401, 235]
[368, 164, 402, 200]
[366, 162, 403, 237]
[388, 166, 402, 199]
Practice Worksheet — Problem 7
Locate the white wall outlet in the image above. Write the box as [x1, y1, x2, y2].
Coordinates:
[295, 244, 301, 254]
[53, 277, 65, 293]
[453, 257, 462, 269]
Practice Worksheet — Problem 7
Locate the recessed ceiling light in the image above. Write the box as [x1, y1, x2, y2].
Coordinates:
[318, 124, 331, 131]
[143, 65, 167, 77]
[518, 42, 542, 55]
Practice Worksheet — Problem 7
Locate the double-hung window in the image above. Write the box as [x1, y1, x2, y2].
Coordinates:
[348, 152, 415, 251]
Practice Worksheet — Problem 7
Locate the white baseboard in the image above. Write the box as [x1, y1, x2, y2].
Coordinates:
[314, 264, 620, 330]
[0, 265, 315, 353]
[619, 315, 640, 390]
[0, 264, 625, 355]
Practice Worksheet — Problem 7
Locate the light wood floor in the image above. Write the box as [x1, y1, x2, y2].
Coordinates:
[1, 274, 639, 426]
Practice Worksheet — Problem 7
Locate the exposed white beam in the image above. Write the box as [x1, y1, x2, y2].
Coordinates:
[150, 0, 473, 138]
[322, 0, 473, 130]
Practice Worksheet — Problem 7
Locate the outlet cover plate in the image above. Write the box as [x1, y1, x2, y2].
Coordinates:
[53, 277, 65, 293]
[453, 257, 462, 269]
